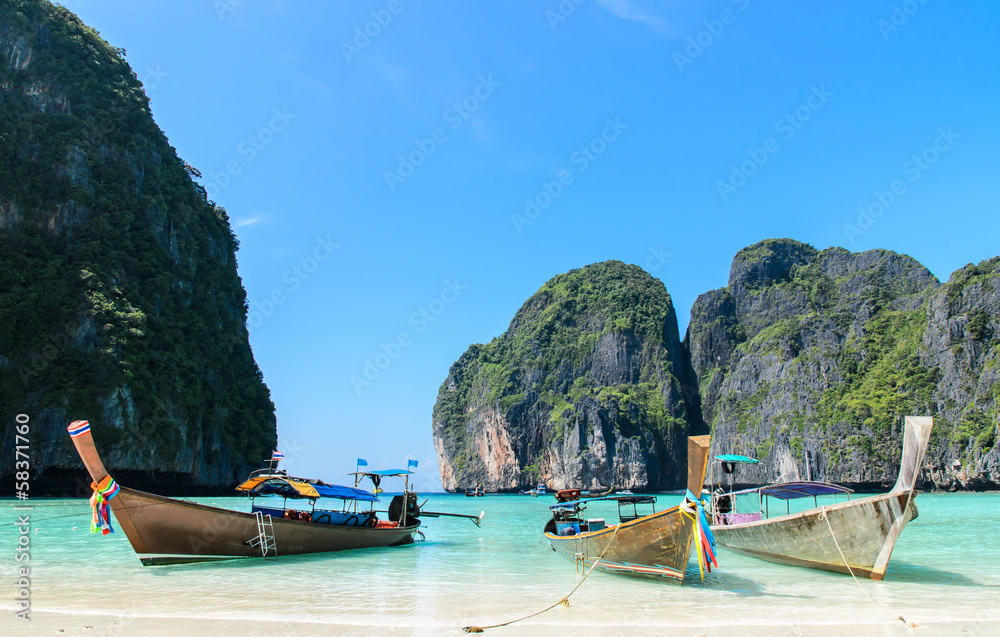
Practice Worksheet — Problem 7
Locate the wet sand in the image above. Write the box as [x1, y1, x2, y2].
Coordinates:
[3, 608, 996, 637]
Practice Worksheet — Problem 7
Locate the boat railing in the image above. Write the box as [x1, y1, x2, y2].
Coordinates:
[710, 482, 855, 524]
[248, 468, 288, 479]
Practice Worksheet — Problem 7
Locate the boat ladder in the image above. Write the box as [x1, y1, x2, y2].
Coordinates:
[250, 511, 277, 558]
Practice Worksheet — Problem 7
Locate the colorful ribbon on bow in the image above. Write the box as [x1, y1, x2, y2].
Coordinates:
[89, 475, 119, 535]
[681, 489, 718, 580]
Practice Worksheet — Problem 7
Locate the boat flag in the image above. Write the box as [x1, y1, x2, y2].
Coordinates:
[89, 475, 119, 536]
[407, 459, 418, 469]
[271, 450, 284, 461]
[357, 458, 368, 467]
[683, 489, 717, 580]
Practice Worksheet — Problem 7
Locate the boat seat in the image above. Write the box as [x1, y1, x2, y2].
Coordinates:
[310, 510, 377, 527]
[252, 506, 286, 519]
[556, 521, 580, 536]
[720, 512, 762, 525]
[586, 518, 606, 532]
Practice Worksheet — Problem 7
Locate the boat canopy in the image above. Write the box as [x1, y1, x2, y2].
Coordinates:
[715, 454, 759, 464]
[729, 481, 853, 500]
[351, 470, 413, 477]
[550, 495, 656, 511]
[236, 475, 379, 502]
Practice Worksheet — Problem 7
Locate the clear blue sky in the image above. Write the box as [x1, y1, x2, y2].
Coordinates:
[59, 0, 1000, 491]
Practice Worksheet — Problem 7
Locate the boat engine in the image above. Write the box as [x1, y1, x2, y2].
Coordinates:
[714, 492, 732, 514]
[388, 492, 421, 525]
[555, 489, 581, 503]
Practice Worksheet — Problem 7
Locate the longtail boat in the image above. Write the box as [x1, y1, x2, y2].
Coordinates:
[708, 416, 932, 580]
[543, 435, 715, 582]
[67, 420, 481, 565]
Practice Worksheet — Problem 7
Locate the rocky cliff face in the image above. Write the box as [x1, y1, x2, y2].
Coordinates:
[0, 0, 276, 493]
[433, 261, 704, 492]
[685, 239, 998, 490]
[921, 259, 1000, 488]
[434, 242, 998, 492]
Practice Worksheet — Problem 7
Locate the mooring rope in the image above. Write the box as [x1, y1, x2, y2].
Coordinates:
[462, 520, 624, 633]
[818, 505, 915, 628]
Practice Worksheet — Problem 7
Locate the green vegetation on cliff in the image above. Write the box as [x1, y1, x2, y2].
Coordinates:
[0, 0, 275, 477]
[687, 239, 999, 487]
[433, 260, 699, 491]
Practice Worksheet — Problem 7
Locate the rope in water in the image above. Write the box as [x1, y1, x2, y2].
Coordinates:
[462, 520, 624, 633]
[819, 504, 914, 628]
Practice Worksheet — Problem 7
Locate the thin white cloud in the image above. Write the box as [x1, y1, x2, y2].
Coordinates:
[296, 72, 330, 94]
[594, 0, 672, 33]
[234, 215, 264, 228]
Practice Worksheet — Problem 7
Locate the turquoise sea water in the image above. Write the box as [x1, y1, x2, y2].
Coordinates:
[3, 492, 1000, 634]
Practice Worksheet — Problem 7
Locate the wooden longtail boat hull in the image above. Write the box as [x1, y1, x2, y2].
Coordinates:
[545, 435, 711, 581]
[711, 491, 916, 579]
[69, 423, 418, 565]
[108, 487, 418, 565]
[711, 416, 932, 580]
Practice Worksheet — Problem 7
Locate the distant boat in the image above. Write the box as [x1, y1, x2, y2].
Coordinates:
[617, 489, 634, 496]
[66, 420, 481, 565]
[579, 485, 612, 497]
[521, 483, 547, 497]
[465, 485, 484, 497]
[708, 416, 932, 580]
[544, 436, 715, 582]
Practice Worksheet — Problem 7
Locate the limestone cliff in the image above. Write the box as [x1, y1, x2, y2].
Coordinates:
[921, 258, 1000, 488]
[432, 261, 704, 492]
[0, 0, 276, 493]
[685, 239, 998, 490]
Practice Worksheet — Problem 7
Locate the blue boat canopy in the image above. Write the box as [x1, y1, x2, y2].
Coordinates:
[311, 483, 380, 501]
[236, 475, 379, 502]
[755, 481, 853, 500]
[715, 454, 759, 464]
